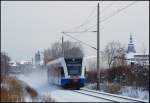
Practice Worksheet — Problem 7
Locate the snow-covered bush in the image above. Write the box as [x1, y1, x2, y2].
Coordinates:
[84, 83, 97, 90]
[119, 86, 149, 100]
[107, 83, 121, 94]
[39, 95, 55, 102]
[101, 65, 149, 90]
[85, 82, 121, 94]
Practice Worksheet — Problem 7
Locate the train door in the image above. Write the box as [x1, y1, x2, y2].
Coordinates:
[61, 67, 65, 77]
[58, 67, 63, 85]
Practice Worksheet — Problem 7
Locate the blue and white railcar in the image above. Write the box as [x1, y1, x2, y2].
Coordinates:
[47, 57, 85, 89]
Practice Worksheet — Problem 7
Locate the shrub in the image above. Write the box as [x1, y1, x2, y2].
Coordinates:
[1, 76, 24, 102]
[108, 83, 121, 94]
[25, 86, 38, 99]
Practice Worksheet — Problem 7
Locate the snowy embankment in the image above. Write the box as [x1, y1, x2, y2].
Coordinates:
[1, 75, 38, 102]
[84, 83, 149, 101]
[15, 67, 61, 102]
[120, 86, 149, 101]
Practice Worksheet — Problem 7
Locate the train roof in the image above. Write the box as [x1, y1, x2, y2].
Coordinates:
[46, 57, 84, 67]
[47, 57, 63, 67]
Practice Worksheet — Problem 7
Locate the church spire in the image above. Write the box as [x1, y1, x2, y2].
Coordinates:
[127, 34, 136, 53]
[130, 34, 133, 43]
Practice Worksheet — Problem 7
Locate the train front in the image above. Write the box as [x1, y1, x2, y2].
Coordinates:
[61, 58, 85, 89]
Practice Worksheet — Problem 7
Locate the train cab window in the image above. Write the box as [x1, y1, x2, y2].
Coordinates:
[67, 66, 81, 76]
[61, 67, 64, 77]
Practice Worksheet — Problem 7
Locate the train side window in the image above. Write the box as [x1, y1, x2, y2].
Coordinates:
[61, 67, 64, 77]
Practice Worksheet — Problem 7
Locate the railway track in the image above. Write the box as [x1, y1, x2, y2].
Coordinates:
[73, 90, 116, 102]
[72, 88, 148, 102]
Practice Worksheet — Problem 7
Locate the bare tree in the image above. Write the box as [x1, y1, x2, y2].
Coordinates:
[44, 41, 84, 64]
[103, 41, 125, 69]
[113, 47, 127, 67]
[63, 41, 84, 58]
[1, 52, 10, 75]
[141, 43, 147, 67]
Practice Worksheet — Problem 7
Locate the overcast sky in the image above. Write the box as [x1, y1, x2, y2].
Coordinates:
[1, 1, 149, 61]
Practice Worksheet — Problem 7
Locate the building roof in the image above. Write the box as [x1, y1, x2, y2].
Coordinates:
[126, 52, 149, 59]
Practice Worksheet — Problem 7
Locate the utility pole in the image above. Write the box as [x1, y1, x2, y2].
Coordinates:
[62, 35, 64, 57]
[97, 2, 100, 90]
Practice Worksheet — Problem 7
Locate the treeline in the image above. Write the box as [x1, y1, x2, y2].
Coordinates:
[1, 52, 10, 76]
[43, 41, 84, 64]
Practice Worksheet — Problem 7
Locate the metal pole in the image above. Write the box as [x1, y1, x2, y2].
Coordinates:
[62, 35, 64, 57]
[97, 2, 100, 90]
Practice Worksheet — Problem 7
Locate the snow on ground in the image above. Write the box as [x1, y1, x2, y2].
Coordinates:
[84, 83, 149, 101]
[14, 67, 62, 102]
[24, 94, 32, 102]
[50, 90, 110, 102]
[16, 68, 60, 95]
[120, 86, 149, 101]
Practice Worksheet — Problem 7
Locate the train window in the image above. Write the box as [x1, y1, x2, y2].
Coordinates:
[65, 58, 82, 76]
[61, 67, 64, 77]
[67, 66, 81, 76]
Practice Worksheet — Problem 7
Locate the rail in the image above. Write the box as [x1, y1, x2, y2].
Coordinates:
[73, 88, 148, 102]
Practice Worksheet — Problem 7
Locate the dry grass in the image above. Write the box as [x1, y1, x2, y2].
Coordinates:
[108, 83, 121, 94]
[1, 75, 38, 102]
[1, 75, 24, 102]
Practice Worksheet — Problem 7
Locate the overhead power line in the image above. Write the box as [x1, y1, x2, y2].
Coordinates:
[66, 6, 97, 32]
[100, 2, 114, 15]
[64, 1, 137, 34]
[64, 2, 111, 33]
[61, 1, 138, 51]
[85, 1, 138, 31]
[73, 0, 103, 30]
[101, 1, 137, 22]
[62, 31, 97, 34]
[63, 33, 97, 50]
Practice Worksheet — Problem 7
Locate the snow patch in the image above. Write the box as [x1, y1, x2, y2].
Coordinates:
[120, 86, 149, 101]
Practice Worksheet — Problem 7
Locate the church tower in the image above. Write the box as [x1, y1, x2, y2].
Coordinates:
[127, 34, 136, 53]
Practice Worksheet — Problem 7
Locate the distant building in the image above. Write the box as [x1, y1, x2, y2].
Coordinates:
[134, 53, 149, 66]
[20, 60, 32, 65]
[35, 51, 41, 66]
[125, 34, 149, 66]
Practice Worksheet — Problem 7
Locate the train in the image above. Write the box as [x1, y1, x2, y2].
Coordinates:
[47, 57, 85, 89]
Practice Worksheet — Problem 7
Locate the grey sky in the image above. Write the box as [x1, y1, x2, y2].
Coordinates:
[1, 1, 149, 61]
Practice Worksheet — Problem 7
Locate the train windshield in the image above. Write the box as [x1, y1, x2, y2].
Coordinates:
[65, 58, 82, 76]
